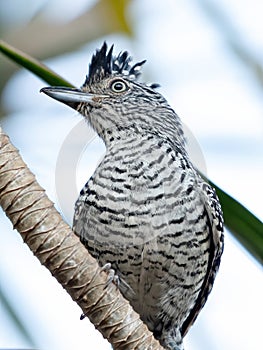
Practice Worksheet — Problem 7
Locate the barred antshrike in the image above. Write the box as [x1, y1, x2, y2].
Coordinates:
[41, 42, 224, 350]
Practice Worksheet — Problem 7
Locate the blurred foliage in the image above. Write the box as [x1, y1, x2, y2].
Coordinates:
[0, 1, 262, 348]
[199, 0, 263, 89]
[0, 41, 74, 87]
[0, 282, 36, 348]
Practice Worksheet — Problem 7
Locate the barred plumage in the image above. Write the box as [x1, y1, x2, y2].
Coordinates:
[41, 42, 224, 350]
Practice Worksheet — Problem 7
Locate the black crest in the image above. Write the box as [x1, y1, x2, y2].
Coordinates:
[83, 42, 146, 85]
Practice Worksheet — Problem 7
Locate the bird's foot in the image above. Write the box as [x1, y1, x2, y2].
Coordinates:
[101, 263, 120, 288]
[80, 263, 120, 320]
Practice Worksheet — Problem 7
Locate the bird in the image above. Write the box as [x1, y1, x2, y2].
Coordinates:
[41, 42, 224, 350]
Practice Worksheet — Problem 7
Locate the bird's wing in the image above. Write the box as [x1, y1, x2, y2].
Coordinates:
[181, 179, 224, 337]
[72, 198, 83, 237]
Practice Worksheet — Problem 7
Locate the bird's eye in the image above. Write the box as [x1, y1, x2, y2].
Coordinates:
[110, 80, 129, 93]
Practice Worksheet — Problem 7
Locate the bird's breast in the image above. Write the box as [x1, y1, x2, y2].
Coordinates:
[75, 136, 204, 255]
[73, 136, 211, 327]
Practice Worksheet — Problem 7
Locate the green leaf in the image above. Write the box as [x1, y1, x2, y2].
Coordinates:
[0, 40, 74, 88]
[212, 182, 263, 265]
[1, 40, 262, 265]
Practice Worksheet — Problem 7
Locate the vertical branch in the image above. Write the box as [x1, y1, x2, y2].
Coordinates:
[0, 126, 163, 350]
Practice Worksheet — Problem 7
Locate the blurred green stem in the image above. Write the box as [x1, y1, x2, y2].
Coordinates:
[0, 40, 74, 87]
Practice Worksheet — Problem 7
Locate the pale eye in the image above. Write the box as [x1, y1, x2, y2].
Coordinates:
[110, 80, 129, 93]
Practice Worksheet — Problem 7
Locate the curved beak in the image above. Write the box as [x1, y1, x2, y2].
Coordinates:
[40, 86, 105, 110]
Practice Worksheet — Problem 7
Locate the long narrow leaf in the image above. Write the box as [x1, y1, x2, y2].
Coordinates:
[1, 40, 262, 264]
[212, 182, 263, 265]
[0, 40, 74, 88]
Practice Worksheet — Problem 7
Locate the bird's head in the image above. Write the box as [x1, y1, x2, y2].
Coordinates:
[41, 42, 185, 147]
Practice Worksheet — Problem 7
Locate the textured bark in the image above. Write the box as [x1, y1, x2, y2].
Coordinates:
[0, 126, 164, 350]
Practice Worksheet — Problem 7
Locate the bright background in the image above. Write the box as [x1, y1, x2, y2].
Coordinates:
[0, 1, 262, 349]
